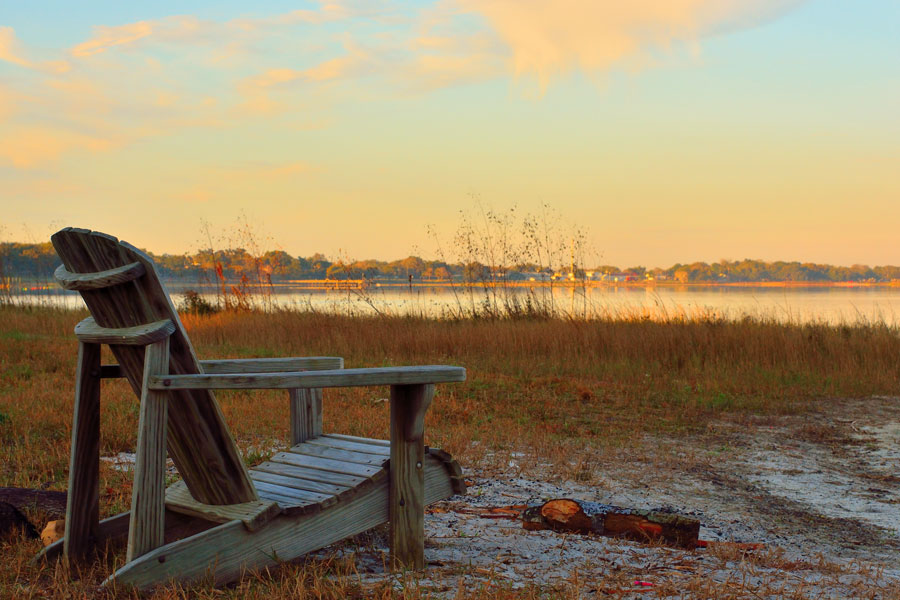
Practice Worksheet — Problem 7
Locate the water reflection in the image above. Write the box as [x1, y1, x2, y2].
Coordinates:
[11, 282, 900, 325]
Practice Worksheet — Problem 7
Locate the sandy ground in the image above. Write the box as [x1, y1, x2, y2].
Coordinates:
[94, 396, 900, 597]
[314, 396, 900, 598]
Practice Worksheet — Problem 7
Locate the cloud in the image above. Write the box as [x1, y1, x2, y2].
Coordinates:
[245, 47, 374, 90]
[237, 44, 378, 115]
[68, 3, 373, 59]
[0, 26, 30, 67]
[304, 53, 370, 82]
[233, 2, 358, 28]
[402, 30, 505, 90]
[0, 85, 18, 120]
[0, 127, 114, 168]
[6, 8, 392, 168]
[69, 14, 266, 58]
[247, 68, 304, 89]
[3, 1, 805, 170]
[455, 0, 806, 86]
[45, 78, 112, 114]
[71, 19, 171, 57]
[0, 26, 70, 73]
[174, 161, 315, 203]
[403, 52, 502, 90]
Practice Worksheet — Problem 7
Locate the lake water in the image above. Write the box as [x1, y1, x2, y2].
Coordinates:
[11, 281, 900, 325]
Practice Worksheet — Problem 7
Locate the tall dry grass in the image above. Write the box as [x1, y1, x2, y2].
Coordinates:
[3, 304, 899, 486]
[2, 304, 899, 597]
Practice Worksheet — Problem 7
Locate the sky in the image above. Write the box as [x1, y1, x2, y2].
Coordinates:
[1, 0, 898, 268]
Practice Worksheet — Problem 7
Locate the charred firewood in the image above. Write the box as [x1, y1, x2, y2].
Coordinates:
[0, 487, 68, 519]
[0, 501, 39, 540]
[522, 498, 700, 548]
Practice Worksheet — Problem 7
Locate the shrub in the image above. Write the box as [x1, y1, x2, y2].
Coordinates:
[178, 290, 219, 316]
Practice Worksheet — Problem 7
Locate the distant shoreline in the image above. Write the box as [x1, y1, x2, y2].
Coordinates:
[254, 279, 900, 289]
[4, 278, 900, 294]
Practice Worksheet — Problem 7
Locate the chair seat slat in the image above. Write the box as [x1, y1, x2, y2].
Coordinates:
[55, 262, 145, 291]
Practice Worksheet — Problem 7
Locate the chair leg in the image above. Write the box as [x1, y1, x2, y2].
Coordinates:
[64, 342, 101, 564]
[288, 388, 323, 445]
[127, 338, 170, 562]
[389, 383, 434, 569]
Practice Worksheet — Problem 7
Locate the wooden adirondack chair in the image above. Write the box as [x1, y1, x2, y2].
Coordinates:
[37, 228, 466, 589]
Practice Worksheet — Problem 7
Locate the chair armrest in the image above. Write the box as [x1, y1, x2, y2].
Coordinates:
[148, 365, 466, 391]
[99, 357, 343, 379]
[200, 357, 343, 374]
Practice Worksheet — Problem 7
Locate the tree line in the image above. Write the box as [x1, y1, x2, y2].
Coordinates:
[1, 242, 898, 283]
[657, 260, 900, 283]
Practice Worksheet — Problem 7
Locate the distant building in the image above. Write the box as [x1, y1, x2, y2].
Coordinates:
[520, 272, 552, 282]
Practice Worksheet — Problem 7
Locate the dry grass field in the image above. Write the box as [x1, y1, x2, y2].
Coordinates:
[2, 304, 899, 598]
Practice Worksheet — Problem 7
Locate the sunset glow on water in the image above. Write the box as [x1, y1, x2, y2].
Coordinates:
[16, 283, 900, 325]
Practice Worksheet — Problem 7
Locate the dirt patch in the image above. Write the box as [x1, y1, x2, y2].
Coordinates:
[313, 397, 900, 597]
[723, 403, 900, 556]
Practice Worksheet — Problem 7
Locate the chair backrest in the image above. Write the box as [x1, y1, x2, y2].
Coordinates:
[52, 228, 256, 505]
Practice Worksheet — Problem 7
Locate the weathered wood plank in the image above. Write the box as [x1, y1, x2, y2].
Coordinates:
[426, 448, 466, 495]
[289, 388, 322, 445]
[37, 510, 215, 565]
[165, 482, 280, 531]
[308, 436, 391, 455]
[50, 227, 469, 590]
[52, 228, 257, 505]
[256, 460, 366, 488]
[64, 342, 101, 564]
[41, 512, 130, 564]
[252, 487, 308, 506]
[101, 357, 343, 380]
[426, 448, 461, 476]
[104, 454, 455, 590]
[322, 433, 390, 448]
[251, 482, 331, 507]
[150, 365, 466, 390]
[272, 451, 382, 478]
[74, 317, 175, 346]
[287, 443, 388, 466]
[203, 357, 342, 374]
[249, 471, 345, 498]
[55, 261, 146, 291]
[389, 384, 433, 570]
[127, 339, 170, 562]
[251, 480, 331, 503]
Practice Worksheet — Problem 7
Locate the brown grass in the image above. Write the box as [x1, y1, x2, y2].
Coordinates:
[2, 305, 899, 597]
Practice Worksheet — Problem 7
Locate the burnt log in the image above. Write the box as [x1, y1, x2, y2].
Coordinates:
[0, 501, 38, 540]
[0, 487, 68, 519]
[522, 498, 700, 548]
